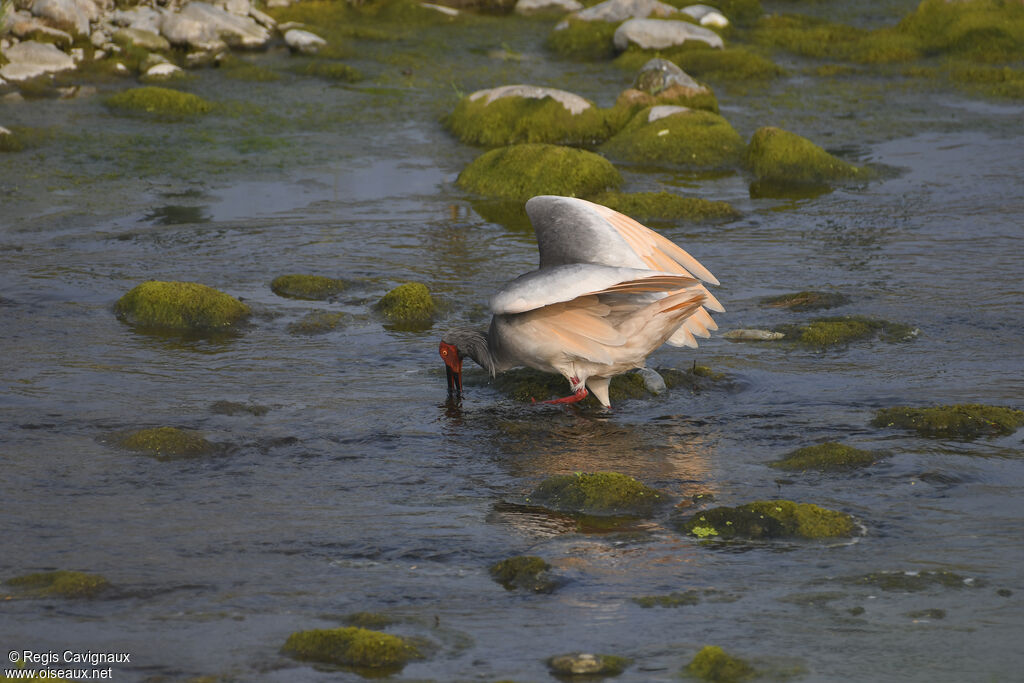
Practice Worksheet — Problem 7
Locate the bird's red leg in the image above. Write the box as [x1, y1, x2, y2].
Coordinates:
[534, 377, 589, 405]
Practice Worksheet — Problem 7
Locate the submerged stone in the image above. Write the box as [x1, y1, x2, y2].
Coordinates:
[632, 590, 700, 608]
[678, 500, 855, 539]
[287, 310, 346, 335]
[489, 555, 558, 593]
[527, 471, 668, 517]
[685, 645, 755, 682]
[457, 143, 622, 201]
[104, 86, 213, 119]
[871, 404, 1024, 439]
[375, 282, 436, 329]
[761, 290, 849, 312]
[281, 626, 421, 669]
[846, 569, 981, 592]
[271, 274, 347, 300]
[5, 571, 109, 599]
[115, 281, 250, 332]
[602, 107, 744, 169]
[591, 191, 738, 222]
[343, 612, 397, 629]
[772, 316, 917, 349]
[769, 442, 885, 472]
[745, 126, 865, 185]
[115, 426, 217, 459]
[548, 652, 630, 676]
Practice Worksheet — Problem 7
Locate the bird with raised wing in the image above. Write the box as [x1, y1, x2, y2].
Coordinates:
[439, 195, 723, 408]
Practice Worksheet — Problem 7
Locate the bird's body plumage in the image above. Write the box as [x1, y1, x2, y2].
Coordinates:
[441, 195, 722, 408]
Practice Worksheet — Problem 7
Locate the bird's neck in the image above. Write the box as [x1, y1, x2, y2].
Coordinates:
[450, 327, 502, 376]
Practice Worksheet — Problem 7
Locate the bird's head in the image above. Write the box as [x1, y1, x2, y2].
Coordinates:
[439, 339, 463, 398]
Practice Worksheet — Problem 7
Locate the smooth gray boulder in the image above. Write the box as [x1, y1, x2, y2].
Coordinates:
[681, 3, 728, 27]
[633, 57, 705, 94]
[0, 40, 77, 81]
[10, 15, 74, 49]
[30, 0, 95, 36]
[283, 28, 325, 54]
[161, 2, 269, 50]
[514, 0, 583, 14]
[114, 27, 171, 51]
[575, 0, 677, 23]
[613, 18, 724, 51]
[110, 6, 163, 33]
[468, 84, 593, 115]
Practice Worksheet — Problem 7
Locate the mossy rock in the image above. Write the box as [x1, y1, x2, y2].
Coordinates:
[678, 500, 855, 539]
[769, 442, 885, 472]
[685, 645, 755, 682]
[289, 59, 362, 82]
[946, 62, 1024, 99]
[590, 191, 739, 222]
[444, 88, 623, 147]
[659, 365, 733, 392]
[547, 653, 631, 676]
[772, 315, 917, 349]
[104, 86, 213, 119]
[219, 56, 282, 82]
[871, 404, 1024, 439]
[5, 571, 110, 599]
[632, 590, 701, 608]
[546, 18, 620, 61]
[527, 471, 669, 517]
[602, 107, 745, 169]
[845, 569, 981, 592]
[287, 311, 347, 335]
[761, 290, 849, 312]
[281, 626, 421, 670]
[375, 282, 436, 329]
[489, 555, 558, 593]
[615, 83, 720, 114]
[745, 127, 866, 186]
[115, 426, 217, 459]
[457, 143, 622, 201]
[115, 281, 250, 332]
[271, 274, 347, 300]
[896, 0, 1024, 63]
[489, 365, 730, 403]
[616, 45, 784, 81]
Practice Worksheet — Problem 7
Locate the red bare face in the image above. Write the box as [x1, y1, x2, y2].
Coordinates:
[439, 341, 462, 397]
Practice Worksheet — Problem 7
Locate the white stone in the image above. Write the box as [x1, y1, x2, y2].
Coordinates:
[248, 7, 276, 29]
[0, 125, 11, 136]
[647, 104, 690, 122]
[468, 84, 592, 115]
[613, 18, 724, 51]
[722, 329, 785, 341]
[283, 28, 325, 54]
[635, 367, 666, 394]
[681, 4, 728, 28]
[0, 40, 77, 81]
[514, 0, 582, 14]
[215, 0, 250, 15]
[161, 2, 268, 50]
[420, 2, 458, 16]
[70, 46, 84, 61]
[114, 26, 171, 50]
[109, 6, 162, 33]
[145, 62, 183, 79]
[90, 28, 107, 47]
[265, 0, 289, 7]
[31, 0, 90, 36]
[574, 0, 677, 23]
[11, 17, 74, 49]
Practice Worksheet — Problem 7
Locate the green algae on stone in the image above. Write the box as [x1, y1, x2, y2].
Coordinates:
[590, 191, 739, 223]
[115, 426, 216, 459]
[491, 367, 571, 402]
[616, 45, 784, 82]
[115, 281, 251, 332]
[547, 652, 631, 677]
[457, 143, 622, 201]
[375, 282, 436, 329]
[745, 127, 865, 186]
[281, 626, 421, 670]
[104, 86, 212, 119]
[871, 404, 1024, 439]
[632, 589, 701, 608]
[271, 274, 347, 300]
[290, 59, 362, 82]
[218, 56, 282, 82]
[5, 570, 110, 599]
[895, 0, 1024, 63]
[947, 63, 1024, 99]
[615, 82, 720, 114]
[761, 290, 849, 312]
[489, 555, 558, 593]
[685, 645, 755, 682]
[602, 108, 745, 170]
[846, 569, 981, 592]
[287, 311, 347, 335]
[769, 442, 885, 472]
[678, 500, 855, 540]
[444, 89, 622, 147]
[547, 18, 620, 61]
[773, 316, 917, 349]
[528, 471, 668, 517]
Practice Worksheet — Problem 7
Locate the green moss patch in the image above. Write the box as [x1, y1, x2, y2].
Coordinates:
[677, 500, 855, 539]
[947, 63, 1024, 99]
[602, 108, 745, 170]
[457, 143, 622, 201]
[616, 83, 720, 114]
[219, 56, 282, 82]
[617, 46, 784, 82]
[343, 612, 397, 629]
[271, 274, 347, 300]
[871, 404, 1024, 439]
[547, 18, 620, 61]
[685, 645, 756, 682]
[115, 281, 251, 332]
[845, 569, 981, 592]
[5, 571, 110, 599]
[761, 290, 849, 312]
[282, 626, 421, 670]
[773, 315, 917, 349]
[287, 311, 347, 335]
[591, 191, 739, 222]
[527, 471, 669, 517]
[548, 653, 631, 676]
[489, 555, 558, 593]
[115, 426, 217, 459]
[896, 0, 1024, 63]
[769, 442, 885, 472]
[375, 282, 436, 329]
[289, 59, 362, 82]
[1, 126, 55, 153]
[745, 127, 865, 186]
[104, 86, 212, 119]
[633, 590, 700, 608]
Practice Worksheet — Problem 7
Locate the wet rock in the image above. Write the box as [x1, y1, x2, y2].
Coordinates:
[0, 40, 77, 81]
[574, 0, 678, 23]
[284, 27, 326, 54]
[871, 404, 1024, 439]
[110, 6, 163, 33]
[772, 316, 917, 349]
[845, 569, 982, 592]
[681, 3, 728, 28]
[182, 1, 270, 48]
[677, 500, 856, 540]
[590, 191, 738, 222]
[271, 274, 347, 300]
[375, 282, 436, 330]
[105, 86, 213, 119]
[761, 290, 849, 312]
[547, 653, 630, 676]
[31, 0, 93, 37]
[445, 85, 622, 147]
[685, 645, 755, 682]
[287, 310, 346, 335]
[613, 18, 724, 52]
[602, 106, 744, 169]
[515, 0, 582, 14]
[489, 555, 558, 593]
[528, 471, 669, 517]
[633, 590, 701, 607]
[457, 143, 622, 201]
[4, 571, 110, 599]
[746, 126, 865, 186]
[114, 426, 217, 459]
[633, 57, 704, 94]
[113, 27, 171, 51]
[616, 56, 719, 111]
[281, 627, 422, 670]
[10, 16, 74, 50]
[635, 366, 666, 394]
[248, 7, 276, 29]
[114, 280, 249, 331]
[769, 442, 886, 472]
[722, 329, 784, 341]
[142, 62, 185, 81]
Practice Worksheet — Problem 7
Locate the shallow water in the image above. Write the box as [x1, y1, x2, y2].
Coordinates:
[2, 3, 1024, 681]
